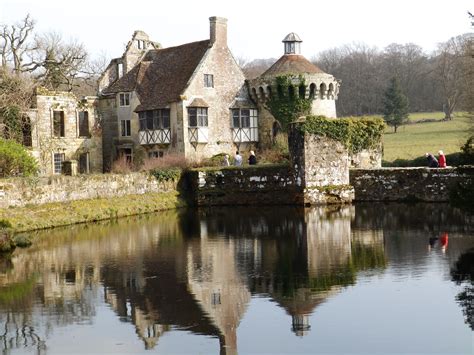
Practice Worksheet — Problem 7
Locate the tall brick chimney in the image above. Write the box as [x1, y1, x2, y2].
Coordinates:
[209, 17, 227, 47]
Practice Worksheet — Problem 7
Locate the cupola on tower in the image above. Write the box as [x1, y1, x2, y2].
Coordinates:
[249, 33, 340, 148]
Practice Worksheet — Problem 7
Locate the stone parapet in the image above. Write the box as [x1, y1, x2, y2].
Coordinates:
[187, 165, 303, 206]
[350, 166, 474, 202]
[0, 173, 176, 208]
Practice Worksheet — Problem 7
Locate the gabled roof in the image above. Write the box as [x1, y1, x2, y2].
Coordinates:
[261, 54, 325, 77]
[102, 40, 211, 111]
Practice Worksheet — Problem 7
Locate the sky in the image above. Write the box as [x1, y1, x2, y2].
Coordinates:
[1, 0, 472, 62]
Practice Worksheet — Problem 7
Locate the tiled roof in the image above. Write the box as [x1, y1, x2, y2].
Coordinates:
[261, 54, 325, 77]
[102, 40, 211, 111]
[188, 97, 209, 107]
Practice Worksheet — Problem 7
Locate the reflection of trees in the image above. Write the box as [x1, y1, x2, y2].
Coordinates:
[353, 203, 474, 233]
[451, 248, 474, 330]
[0, 206, 390, 352]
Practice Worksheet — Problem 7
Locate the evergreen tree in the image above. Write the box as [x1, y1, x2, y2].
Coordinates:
[383, 77, 409, 133]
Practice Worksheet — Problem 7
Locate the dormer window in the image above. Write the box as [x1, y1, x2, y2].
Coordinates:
[204, 74, 214, 88]
[119, 93, 130, 107]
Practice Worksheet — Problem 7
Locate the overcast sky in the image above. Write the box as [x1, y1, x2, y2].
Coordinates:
[1, 0, 472, 62]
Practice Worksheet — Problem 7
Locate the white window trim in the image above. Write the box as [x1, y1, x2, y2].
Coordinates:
[119, 93, 131, 107]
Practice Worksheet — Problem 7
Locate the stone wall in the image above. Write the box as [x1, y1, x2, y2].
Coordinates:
[0, 173, 175, 208]
[187, 165, 302, 206]
[350, 167, 474, 202]
[28, 93, 103, 175]
[2, 166, 472, 209]
[288, 125, 354, 204]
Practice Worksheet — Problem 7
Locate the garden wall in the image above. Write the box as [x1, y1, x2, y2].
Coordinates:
[1, 166, 472, 209]
[350, 166, 474, 202]
[186, 165, 303, 206]
[0, 173, 176, 208]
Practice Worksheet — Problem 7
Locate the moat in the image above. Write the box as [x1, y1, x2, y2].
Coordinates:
[1, 203, 473, 354]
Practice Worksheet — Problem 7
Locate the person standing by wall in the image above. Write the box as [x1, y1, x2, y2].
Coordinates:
[234, 151, 242, 166]
[248, 150, 257, 165]
[438, 150, 446, 168]
[223, 154, 230, 166]
[425, 153, 439, 168]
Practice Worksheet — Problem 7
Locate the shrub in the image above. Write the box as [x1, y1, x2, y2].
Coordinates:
[140, 153, 190, 170]
[12, 234, 32, 248]
[111, 155, 133, 174]
[460, 136, 474, 165]
[299, 116, 385, 153]
[0, 234, 15, 253]
[0, 138, 37, 177]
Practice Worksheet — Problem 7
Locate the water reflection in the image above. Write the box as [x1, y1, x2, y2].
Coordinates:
[0, 203, 473, 354]
[451, 248, 474, 330]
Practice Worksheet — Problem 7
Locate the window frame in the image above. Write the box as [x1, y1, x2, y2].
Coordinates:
[53, 110, 65, 138]
[117, 62, 124, 78]
[204, 74, 214, 88]
[119, 93, 130, 107]
[231, 108, 257, 128]
[120, 119, 131, 137]
[53, 153, 65, 174]
[188, 107, 208, 127]
[138, 109, 171, 131]
[78, 111, 90, 138]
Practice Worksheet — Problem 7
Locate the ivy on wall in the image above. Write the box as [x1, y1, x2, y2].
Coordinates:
[299, 115, 385, 153]
[266, 75, 312, 131]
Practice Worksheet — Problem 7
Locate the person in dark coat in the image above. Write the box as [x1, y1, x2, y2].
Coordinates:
[425, 153, 439, 168]
[248, 150, 257, 165]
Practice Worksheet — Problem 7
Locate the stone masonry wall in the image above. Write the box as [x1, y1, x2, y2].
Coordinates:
[350, 167, 474, 202]
[2, 165, 472, 209]
[30, 94, 103, 175]
[188, 165, 302, 206]
[0, 173, 175, 208]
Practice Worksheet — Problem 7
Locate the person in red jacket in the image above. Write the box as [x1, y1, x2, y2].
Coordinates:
[438, 150, 446, 168]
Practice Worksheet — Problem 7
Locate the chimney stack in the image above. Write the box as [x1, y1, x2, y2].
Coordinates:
[209, 17, 227, 47]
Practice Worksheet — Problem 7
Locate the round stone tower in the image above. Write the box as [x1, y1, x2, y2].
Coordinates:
[249, 33, 340, 147]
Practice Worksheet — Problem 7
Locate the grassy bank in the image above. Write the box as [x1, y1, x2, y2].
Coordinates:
[382, 112, 471, 164]
[0, 191, 185, 233]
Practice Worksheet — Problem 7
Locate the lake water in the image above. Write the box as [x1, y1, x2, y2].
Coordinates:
[0, 203, 473, 354]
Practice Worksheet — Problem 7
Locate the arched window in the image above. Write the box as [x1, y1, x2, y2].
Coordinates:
[267, 86, 273, 99]
[298, 84, 306, 99]
[309, 83, 316, 99]
[319, 83, 327, 99]
[328, 83, 334, 98]
[252, 88, 257, 100]
[259, 87, 265, 101]
[277, 85, 284, 99]
[288, 85, 295, 99]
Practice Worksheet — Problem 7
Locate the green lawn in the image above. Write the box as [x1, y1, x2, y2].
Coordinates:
[381, 112, 471, 163]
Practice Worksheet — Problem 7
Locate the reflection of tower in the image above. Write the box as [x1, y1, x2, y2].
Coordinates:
[186, 231, 250, 355]
[265, 206, 354, 336]
[292, 314, 310, 336]
[305, 206, 353, 278]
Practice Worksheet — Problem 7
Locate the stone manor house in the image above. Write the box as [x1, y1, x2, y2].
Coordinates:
[25, 16, 342, 175]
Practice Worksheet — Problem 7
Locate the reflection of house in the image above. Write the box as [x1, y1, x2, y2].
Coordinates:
[186, 235, 250, 354]
[26, 89, 102, 175]
[98, 17, 256, 169]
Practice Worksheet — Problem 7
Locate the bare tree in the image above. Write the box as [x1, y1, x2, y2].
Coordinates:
[434, 35, 471, 120]
[0, 14, 35, 73]
[25, 32, 89, 91]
